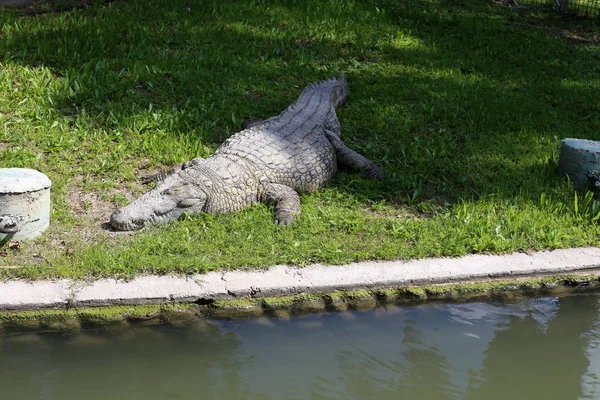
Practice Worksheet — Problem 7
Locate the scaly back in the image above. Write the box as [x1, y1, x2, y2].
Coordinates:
[261, 74, 348, 138]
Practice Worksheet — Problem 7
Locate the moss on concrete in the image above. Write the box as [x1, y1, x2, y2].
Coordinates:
[206, 303, 264, 320]
[0, 303, 197, 332]
[2, 274, 600, 332]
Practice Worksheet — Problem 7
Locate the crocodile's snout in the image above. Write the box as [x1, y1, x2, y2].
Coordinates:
[110, 209, 142, 231]
[110, 204, 183, 231]
[110, 177, 209, 231]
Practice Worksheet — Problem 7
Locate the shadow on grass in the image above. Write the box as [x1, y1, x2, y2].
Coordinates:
[1, 0, 599, 208]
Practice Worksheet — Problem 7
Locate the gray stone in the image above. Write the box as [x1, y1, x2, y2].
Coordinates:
[0, 280, 71, 310]
[0, 168, 51, 241]
[557, 138, 600, 190]
[72, 275, 212, 305]
[1, 247, 600, 310]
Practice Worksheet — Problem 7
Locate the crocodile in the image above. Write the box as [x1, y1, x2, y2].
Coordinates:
[110, 74, 384, 231]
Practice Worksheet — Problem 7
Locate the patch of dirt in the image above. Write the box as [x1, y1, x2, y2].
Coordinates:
[0, 142, 13, 151]
[65, 176, 141, 242]
[69, 172, 127, 212]
[15, 0, 119, 16]
[537, 22, 600, 45]
[68, 187, 115, 221]
[0, 174, 147, 268]
[506, 12, 600, 45]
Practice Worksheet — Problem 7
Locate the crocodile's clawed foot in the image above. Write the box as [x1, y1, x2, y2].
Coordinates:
[275, 212, 296, 226]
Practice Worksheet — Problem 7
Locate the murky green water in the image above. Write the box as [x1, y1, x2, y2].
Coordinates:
[3, 294, 600, 399]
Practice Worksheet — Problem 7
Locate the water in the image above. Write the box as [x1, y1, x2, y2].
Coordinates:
[3, 294, 600, 399]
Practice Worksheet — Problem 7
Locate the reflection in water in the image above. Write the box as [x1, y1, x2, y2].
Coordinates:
[466, 295, 598, 400]
[2, 294, 600, 400]
[0, 323, 249, 400]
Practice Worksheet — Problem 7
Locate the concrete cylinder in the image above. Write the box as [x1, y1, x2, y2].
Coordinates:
[0, 168, 51, 242]
[557, 139, 600, 190]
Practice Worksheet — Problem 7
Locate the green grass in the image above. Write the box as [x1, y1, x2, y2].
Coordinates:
[1, 0, 599, 279]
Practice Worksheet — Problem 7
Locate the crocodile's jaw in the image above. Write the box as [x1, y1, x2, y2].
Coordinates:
[110, 177, 208, 231]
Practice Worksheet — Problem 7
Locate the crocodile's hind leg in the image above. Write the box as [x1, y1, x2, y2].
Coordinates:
[264, 183, 301, 225]
[325, 112, 341, 136]
[325, 130, 385, 180]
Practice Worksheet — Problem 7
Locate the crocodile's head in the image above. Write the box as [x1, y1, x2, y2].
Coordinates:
[110, 173, 208, 231]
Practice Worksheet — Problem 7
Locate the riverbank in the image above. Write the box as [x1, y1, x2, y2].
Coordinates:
[2, 247, 600, 331]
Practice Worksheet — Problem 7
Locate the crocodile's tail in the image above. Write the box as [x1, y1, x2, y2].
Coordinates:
[331, 73, 349, 109]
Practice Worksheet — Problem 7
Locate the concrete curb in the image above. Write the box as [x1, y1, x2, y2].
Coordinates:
[2, 247, 600, 310]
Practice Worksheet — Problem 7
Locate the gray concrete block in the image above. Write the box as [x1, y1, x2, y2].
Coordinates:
[1, 247, 600, 310]
[72, 275, 212, 305]
[0, 168, 52, 241]
[557, 138, 600, 190]
[0, 280, 72, 310]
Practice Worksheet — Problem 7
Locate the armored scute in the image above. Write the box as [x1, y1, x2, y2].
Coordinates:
[110, 74, 384, 230]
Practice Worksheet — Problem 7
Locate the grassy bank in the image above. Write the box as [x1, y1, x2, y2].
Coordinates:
[1, 0, 599, 278]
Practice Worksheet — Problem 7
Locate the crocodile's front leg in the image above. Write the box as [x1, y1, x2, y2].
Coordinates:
[264, 183, 301, 225]
[324, 130, 385, 180]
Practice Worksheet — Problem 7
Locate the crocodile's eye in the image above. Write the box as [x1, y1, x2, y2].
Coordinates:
[162, 183, 190, 196]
